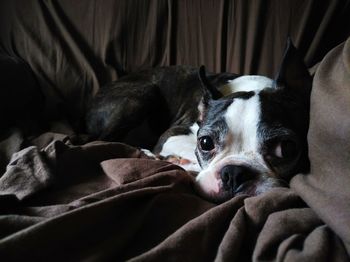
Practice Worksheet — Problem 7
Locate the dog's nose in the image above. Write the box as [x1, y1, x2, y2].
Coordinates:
[220, 165, 255, 192]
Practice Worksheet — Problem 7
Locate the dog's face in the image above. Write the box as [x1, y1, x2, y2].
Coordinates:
[195, 40, 312, 202]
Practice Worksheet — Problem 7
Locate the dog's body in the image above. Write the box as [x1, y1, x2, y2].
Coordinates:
[86, 40, 312, 202]
[86, 65, 238, 171]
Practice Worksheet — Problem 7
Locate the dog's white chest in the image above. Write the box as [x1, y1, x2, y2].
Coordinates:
[159, 123, 201, 172]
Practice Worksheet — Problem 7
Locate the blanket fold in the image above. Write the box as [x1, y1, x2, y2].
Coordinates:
[291, 38, 350, 255]
[0, 130, 348, 261]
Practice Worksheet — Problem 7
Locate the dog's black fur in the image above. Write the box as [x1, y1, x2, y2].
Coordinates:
[86, 66, 238, 150]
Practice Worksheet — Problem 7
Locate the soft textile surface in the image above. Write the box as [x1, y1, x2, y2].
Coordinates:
[0, 129, 348, 261]
[291, 38, 350, 255]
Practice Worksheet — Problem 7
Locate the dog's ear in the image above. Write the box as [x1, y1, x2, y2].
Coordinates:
[198, 66, 221, 122]
[198, 66, 222, 103]
[274, 38, 312, 97]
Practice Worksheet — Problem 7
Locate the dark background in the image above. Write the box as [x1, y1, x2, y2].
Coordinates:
[0, 0, 349, 126]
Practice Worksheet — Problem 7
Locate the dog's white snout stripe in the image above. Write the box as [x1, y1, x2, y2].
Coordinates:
[224, 94, 261, 156]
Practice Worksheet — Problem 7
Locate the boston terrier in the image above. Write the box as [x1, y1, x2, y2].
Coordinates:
[86, 39, 312, 202]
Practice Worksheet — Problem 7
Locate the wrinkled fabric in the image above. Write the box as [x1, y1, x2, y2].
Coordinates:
[291, 38, 350, 255]
[0, 134, 348, 261]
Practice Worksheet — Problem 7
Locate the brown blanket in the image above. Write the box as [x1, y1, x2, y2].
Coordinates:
[0, 137, 344, 261]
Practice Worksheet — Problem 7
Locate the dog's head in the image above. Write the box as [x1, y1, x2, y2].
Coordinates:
[195, 40, 312, 202]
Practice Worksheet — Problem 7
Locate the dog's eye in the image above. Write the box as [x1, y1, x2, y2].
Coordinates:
[198, 136, 215, 151]
[274, 140, 298, 159]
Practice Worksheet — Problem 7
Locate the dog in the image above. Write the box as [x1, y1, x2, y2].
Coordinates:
[86, 39, 312, 202]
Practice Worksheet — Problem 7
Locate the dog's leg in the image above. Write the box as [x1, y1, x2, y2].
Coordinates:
[86, 82, 163, 146]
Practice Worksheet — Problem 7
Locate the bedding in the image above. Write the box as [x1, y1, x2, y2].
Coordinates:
[0, 131, 347, 261]
[0, 1, 350, 261]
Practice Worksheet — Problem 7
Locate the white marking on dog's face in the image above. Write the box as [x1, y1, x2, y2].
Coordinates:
[224, 94, 261, 156]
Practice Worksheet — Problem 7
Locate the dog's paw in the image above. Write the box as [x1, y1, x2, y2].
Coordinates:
[162, 155, 192, 165]
[160, 155, 201, 173]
